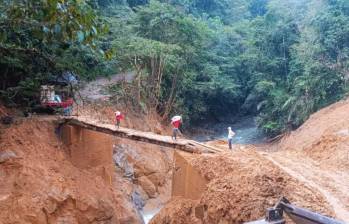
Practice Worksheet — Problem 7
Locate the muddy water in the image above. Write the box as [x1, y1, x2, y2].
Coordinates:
[141, 209, 160, 224]
[192, 116, 266, 144]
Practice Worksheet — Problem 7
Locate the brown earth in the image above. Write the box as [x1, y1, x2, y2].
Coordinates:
[266, 98, 349, 221]
[151, 149, 334, 224]
[1, 96, 159, 222]
[152, 98, 349, 224]
[2, 95, 349, 224]
[0, 118, 143, 224]
[277, 97, 349, 172]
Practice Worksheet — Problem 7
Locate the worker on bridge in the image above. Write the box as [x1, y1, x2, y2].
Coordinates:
[171, 115, 182, 140]
[115, 111, 124, 129]
[227, 127, 235, 150]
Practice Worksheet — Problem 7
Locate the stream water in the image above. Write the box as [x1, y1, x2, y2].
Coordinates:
[141, 209, 160, 224]
[191, 116, 266, 144]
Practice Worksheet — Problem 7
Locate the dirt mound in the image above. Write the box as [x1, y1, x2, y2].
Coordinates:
[150, 197, 200, 224]
[151, 149, 334, 224]
[0, 118, 142, 224]
[279, 98, 349, 171]
[302, 134, 349, 171]
[266, 98, 349, 221]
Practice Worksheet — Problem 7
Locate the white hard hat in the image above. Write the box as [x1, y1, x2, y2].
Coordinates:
[228, 127, 231, 130]
[115, 111, 121, 115]
[171, 115, 182, 122]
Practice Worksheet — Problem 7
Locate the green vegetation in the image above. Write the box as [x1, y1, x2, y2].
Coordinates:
[0, 0, 110, 106]
[1, 0, 349, 136]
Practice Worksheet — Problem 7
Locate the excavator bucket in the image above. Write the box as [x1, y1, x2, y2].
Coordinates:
[245, 197, 345, 224]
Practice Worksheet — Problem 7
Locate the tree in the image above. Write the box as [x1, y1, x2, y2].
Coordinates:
[0, 0, 102, 105]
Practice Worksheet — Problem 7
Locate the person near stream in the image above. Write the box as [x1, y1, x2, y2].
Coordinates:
[171, 115, 182, 140]
[227, 127, 235, 150]
[115, 111, 124, 129]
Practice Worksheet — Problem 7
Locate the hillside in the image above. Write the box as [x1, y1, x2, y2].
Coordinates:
[1, 95, 348, 224]
[1, 0, 349, 223]
[149, 98, 349, 223]
[267, 98, 349, 220]
[279, 97, 349, 171]
[150, 150, 334, 224]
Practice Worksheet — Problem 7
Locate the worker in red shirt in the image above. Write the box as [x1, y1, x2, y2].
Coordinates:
[115, 111, 124, 129]
[171, 115, 182, 140]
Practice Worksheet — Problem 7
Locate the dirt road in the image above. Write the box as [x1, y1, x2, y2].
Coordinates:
[80, 71, 135, 100]
[263, 151, 349, 222]
[209, 138, 349, 221]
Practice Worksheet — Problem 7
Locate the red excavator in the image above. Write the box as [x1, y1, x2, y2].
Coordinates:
[39, 85, 73, 116]
[32, 72, 77, 116]
[245, 197, 345, 224]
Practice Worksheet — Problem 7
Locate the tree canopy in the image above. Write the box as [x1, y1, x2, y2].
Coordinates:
[1, 0, 349, 136]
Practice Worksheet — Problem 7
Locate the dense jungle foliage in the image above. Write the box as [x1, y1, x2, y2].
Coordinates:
[1, 0, 349, 136]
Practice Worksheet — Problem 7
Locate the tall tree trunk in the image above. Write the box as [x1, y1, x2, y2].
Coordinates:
[133, 56, 142, 103]
[162, 73, 178, 120]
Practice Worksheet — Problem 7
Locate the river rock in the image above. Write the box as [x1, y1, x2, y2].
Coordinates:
[137, 176, 158, 198]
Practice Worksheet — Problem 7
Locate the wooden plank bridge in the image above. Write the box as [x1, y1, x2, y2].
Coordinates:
[60, 116, 224, 154]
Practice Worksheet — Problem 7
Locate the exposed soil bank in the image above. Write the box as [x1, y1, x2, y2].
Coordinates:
[61, 122, 174, 224]
[268, 97, 349, 221]
[2, 97, 348, 223]
[0, 118, 142, 223]
[278, 98, 349, 172]
[150, 98, 349, 223]
[151, 149, 335, 224]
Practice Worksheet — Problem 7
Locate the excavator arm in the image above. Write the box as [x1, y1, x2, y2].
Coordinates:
[245, 197, 345, 224]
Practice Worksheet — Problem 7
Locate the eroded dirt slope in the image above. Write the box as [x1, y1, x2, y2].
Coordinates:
[0, 118, 142, 224]
[151, 149, 334, 224]
[277, 98, 349, 171]
[266, 98, 349, 221]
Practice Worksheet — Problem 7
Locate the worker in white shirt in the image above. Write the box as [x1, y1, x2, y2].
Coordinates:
[227, 127, 235, 150]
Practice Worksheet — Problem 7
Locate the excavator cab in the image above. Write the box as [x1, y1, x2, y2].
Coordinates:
[38, 85, 73, 115]
[245, 197, 345, 224]
[31, 72, 77, 116]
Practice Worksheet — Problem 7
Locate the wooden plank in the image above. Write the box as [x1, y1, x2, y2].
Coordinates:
[60, 117, 215, 154]
[189, 141, 224, 153]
